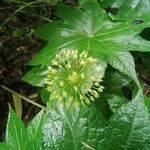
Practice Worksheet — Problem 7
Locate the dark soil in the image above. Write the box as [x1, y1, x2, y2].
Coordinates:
[0, 1, 54, 141]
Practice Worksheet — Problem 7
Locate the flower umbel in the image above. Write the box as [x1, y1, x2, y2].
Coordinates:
[45, 50, 105, 106]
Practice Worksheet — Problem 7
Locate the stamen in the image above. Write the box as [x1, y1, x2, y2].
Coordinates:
[45, 50, 105, 106]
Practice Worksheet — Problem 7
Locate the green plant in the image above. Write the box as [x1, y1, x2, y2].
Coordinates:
[1, 0, 150, 149]
[0, 107, 44, 150]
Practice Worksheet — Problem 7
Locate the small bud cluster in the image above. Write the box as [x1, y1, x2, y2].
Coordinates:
[45, 50, 105, 106]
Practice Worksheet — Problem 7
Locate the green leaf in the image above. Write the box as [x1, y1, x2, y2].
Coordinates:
[6, 107, 28, 150]
[30, 4, 150, 66]
[99, 0, 116, 7]
[43, 100, 106, 150]
[115, 0, 140, 21]
[40, 89, 50, 104]
[2, 107, 44, 150]
[144, 96, 150, 113]
[27, 110, 45, 150]
[28, 3, 150, 89]
[105, 94, 128, 113]
[104, 68, 131, 93]
[22, 66, 45, 87]
[36, 21, 64, 40]
[56, 4, 81, 22]
[0, 142, 12, 150]
[102, 90, 150, 149]
[115, 0, 150, 23]
[79, 0, 97, 6]
[105, 51, 140, 86]
[42, 90, 150, 149]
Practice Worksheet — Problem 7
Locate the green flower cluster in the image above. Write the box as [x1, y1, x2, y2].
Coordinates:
[45, 50, 105, 106]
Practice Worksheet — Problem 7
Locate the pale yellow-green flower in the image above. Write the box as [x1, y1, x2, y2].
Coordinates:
[45, 50, 105, 106]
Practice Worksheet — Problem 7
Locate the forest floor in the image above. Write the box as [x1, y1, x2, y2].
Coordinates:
[0, 0, 54, 141]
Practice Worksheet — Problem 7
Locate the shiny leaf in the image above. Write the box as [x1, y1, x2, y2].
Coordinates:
[42, 90, 150, 149]
[105, 51, 139, 86]
[144, 96, 150, 113]
[79, 0, 97, 6]
[99, 0, 116, 7]
[0, 142, 12, 150]
[27, 3, 150, 87]
[102, 90, 150, 149]
[22, 66, 45, 87]
[104, 68, 131, 93]
[115, 0, 150, 21]
[6, 107, 28, 150]
[43, 100, 106, 150]
[40, 89, 50, 104]
[31, 3, 150, 66]
[105, 94, 128, 113]
[27, 110, 45, 150]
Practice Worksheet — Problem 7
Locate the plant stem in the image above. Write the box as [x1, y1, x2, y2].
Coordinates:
[1, 84, 46, 110]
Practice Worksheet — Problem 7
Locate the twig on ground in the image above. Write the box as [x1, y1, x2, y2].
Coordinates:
[1, 84, 46, 110]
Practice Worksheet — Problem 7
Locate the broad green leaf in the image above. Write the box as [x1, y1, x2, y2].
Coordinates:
[104, 68, 131, 93]
[27, 110, 45, 150]
[83, 0, 121, 8]
[144, 96, 150, 113]
[99, 0, 116, 7]
[2, 108, 44, 150]
[27, 110, 44, 139]
[42, 90, 150, 149]
[22, 66, 45, 87]
[28, 3, 150, 88]
[79, 0, 97, 5]
[101, 90, 150, 149]
[36, 21, 64, 40]
[41, 89, 50, 104]
[105, 94, 128, 113]
[115, 0, 141, 21]
[43, 100, 106, 150]
[115, 0, 150, 22]
[105, 51, 140, 86]
[0, 142, 12, 150]
[6, 107, 28, 150]
[30, 3, 150, 66]
[56, 4, 81, 22]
